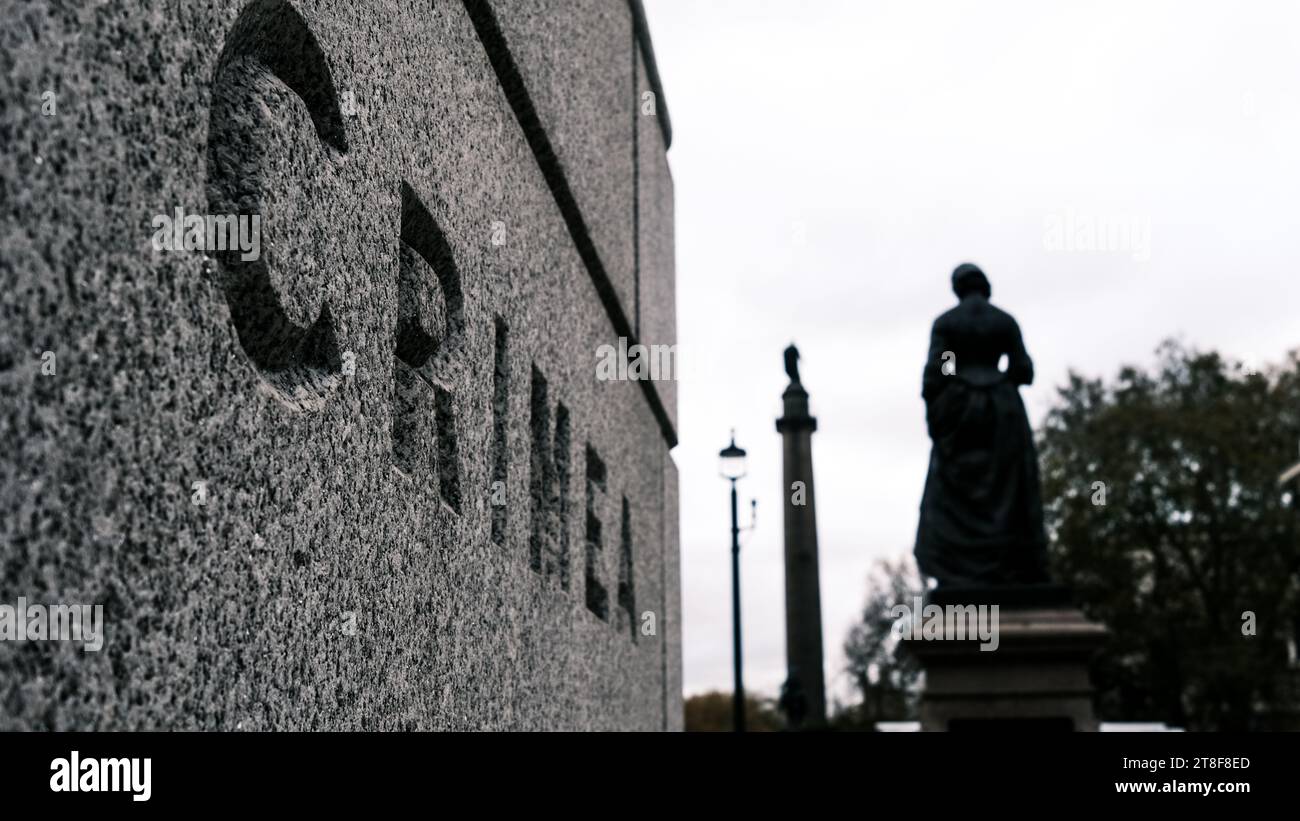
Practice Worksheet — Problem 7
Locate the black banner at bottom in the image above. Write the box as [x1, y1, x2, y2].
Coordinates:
[0, 730, 1287, 809]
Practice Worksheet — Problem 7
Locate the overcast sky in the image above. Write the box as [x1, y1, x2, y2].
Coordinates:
[641, 0, 1300, 702]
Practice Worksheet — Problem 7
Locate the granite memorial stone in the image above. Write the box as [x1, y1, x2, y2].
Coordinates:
[0, 0, 680, 731]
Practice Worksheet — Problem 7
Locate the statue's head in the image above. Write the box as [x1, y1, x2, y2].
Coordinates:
[951, 263, 992, 300]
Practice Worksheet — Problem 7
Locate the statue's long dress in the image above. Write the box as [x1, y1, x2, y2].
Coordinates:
[915, 297, 1050, 587]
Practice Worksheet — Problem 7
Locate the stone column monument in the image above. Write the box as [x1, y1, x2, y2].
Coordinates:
[775, 345, 827, 729]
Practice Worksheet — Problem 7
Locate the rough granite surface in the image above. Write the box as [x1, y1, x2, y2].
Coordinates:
[0, 0, 680, 730]
[487, 0, 637, 324]
[636, 46, 676, 429]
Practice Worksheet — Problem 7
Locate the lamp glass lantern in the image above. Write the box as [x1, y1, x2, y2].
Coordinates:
[719, 434, 747, 481]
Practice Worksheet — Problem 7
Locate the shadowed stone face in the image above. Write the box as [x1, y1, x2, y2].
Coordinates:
[0, 0, 679, 730]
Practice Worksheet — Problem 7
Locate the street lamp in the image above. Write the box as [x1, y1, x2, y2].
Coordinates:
[719, 430, 749, 732]
[1281, 457, 1300, 486]
[1281, 442, 1300, 668]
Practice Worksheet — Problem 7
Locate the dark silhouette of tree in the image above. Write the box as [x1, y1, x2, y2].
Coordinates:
[684, 691, 785, 732]
[839, 557, 923, 728]
[1039, 341, 1300, 730]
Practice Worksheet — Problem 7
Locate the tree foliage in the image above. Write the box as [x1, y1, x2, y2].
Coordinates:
[1039, 341, 1300, 730]
[839, 557, 923, 728]
[684, 691, 785, 732]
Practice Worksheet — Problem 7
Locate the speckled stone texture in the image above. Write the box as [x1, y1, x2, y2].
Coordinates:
[636, 46, 676, 430]
[0, 0, 679, 730]
[486, 0, 637, 325]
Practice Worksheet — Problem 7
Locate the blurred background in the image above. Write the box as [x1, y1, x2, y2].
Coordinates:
[642, 0, 1300, 729]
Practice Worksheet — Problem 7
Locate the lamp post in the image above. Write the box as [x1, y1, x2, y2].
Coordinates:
[1281, 450, 1300, 486]
[1280, 440, 1300, 535]
[1281, 443, 1300, 668]
[719, 431, 749, 733]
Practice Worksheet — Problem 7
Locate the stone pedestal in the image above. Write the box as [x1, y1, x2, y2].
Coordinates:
[904, 586, 1108, 731]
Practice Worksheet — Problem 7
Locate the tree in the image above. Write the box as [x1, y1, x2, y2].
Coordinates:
[839, 557, 923, 729]
[684, 691, 785, 732]
[1039, 341, 1300, 730]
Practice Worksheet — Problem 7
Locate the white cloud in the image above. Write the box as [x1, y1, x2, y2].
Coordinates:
[645, 0, 1300, 701]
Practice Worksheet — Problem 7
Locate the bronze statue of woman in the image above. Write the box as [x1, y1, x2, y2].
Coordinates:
[915, 263, 1050, 588]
